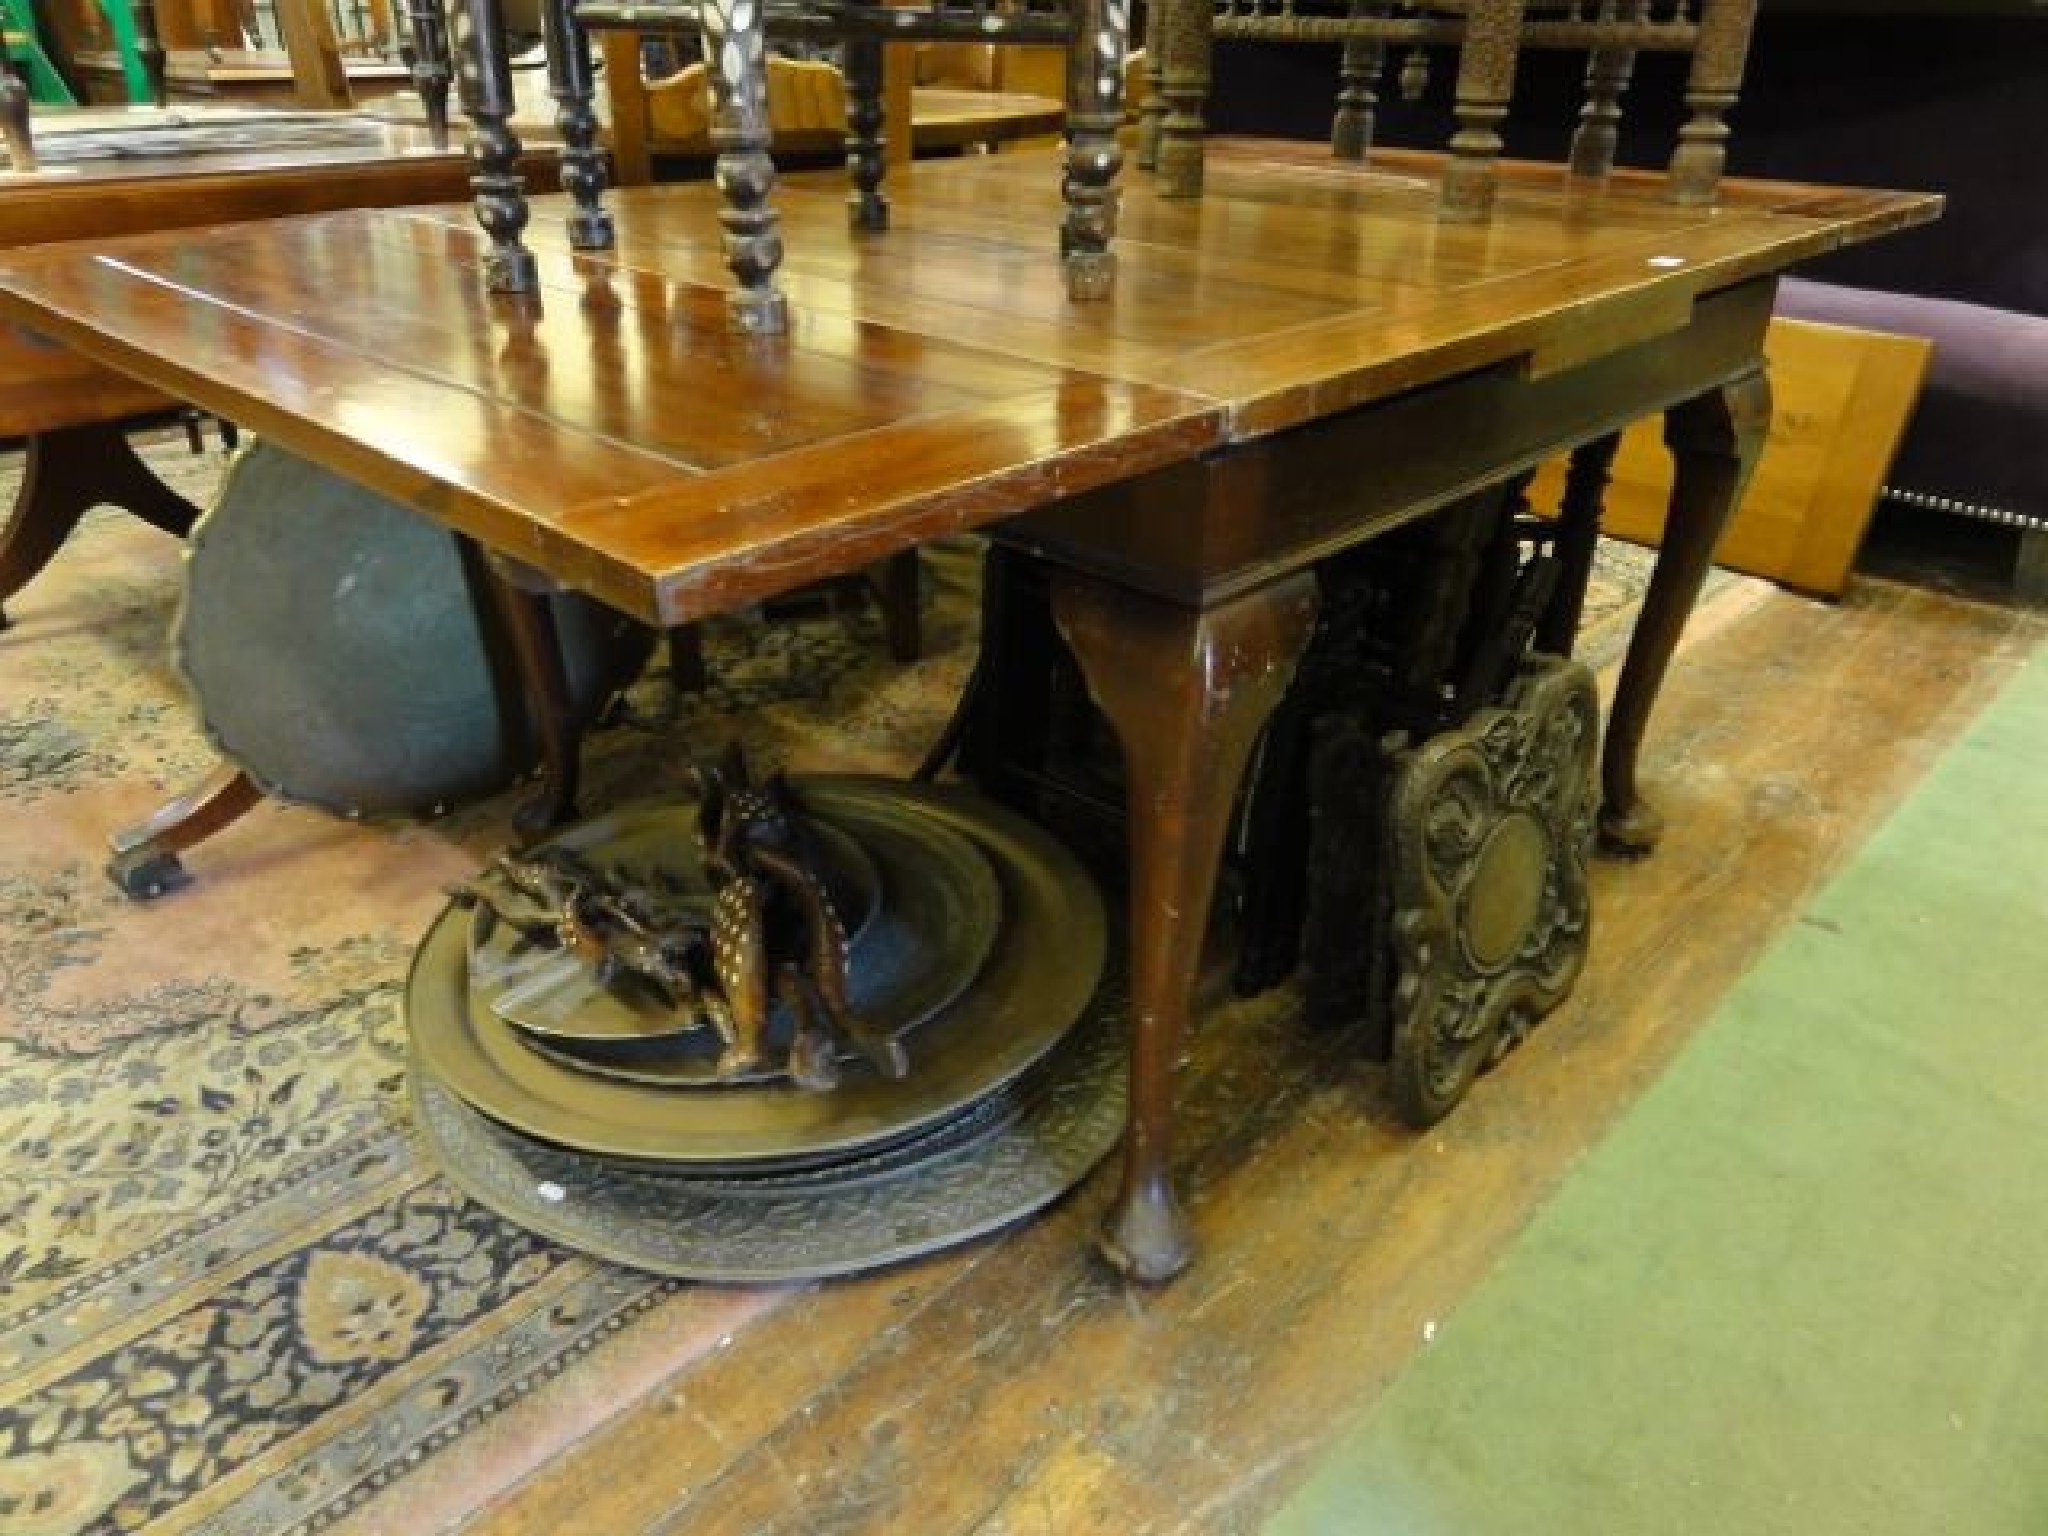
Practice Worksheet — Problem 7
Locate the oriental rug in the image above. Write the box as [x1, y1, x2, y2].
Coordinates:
[0, 435, 1731, 1535]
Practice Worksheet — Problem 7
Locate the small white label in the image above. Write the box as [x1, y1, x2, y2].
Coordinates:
[1648, 255, 1686, 269]
[536, 1181, 568, 1203]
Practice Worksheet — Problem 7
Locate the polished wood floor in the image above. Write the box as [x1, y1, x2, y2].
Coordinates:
[416, 572, 2042, 1536]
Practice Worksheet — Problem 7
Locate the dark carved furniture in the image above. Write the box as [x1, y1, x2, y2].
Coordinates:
[0, 143, 1936, 1281]
[447, 0, 1129, 327]
[1144, 0, 1758, 216]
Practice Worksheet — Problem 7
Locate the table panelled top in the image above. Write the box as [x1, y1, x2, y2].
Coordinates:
[0, 139, 1937, 626]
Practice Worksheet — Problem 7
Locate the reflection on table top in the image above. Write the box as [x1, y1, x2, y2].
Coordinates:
[0, 139, 1937, 625]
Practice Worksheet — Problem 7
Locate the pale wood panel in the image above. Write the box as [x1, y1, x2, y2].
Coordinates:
[1530, 317, 1934, 597]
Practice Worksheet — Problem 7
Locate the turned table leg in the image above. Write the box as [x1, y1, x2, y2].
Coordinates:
[1600, 366, 1771, 856]
[0, 423, 200, 631]
[1053, 570, 1318, 1283]
[106, 762, 263, 899]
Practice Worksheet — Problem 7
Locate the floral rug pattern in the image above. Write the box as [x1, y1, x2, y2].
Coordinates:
[0, 437, 979, 1535]
[0, 434, 1678, 1535]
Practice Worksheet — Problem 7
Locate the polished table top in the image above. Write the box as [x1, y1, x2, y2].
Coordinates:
[0, 139, 1936, 625]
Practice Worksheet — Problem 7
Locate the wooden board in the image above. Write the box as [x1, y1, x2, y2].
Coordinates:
[1530, 316, 1933, 597]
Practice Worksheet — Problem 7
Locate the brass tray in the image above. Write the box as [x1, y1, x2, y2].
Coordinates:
[407, 781, 1107, 1168]
[408, 965, 1127, 1281]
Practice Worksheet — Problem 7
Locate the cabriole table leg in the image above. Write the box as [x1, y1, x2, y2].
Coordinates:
[1600, 366, 1772, 855]
[1052, 569, 1318, 1283]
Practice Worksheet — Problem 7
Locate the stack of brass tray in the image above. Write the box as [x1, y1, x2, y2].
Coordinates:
[406, 777, 1122, 1280]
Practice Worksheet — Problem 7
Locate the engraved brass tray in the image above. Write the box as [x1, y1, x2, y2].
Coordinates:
[408, 967, 1126, 1281]
[406, 780, 1107, 1169]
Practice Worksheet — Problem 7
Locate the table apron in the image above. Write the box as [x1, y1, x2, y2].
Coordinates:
[998, 276, 1779, 606]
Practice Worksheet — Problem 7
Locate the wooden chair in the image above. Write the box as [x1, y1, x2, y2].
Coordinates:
[1142, 0, 1759, 218]
[450, 0, 1133, 329]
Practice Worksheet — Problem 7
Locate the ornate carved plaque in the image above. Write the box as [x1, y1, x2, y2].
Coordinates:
[1385, 652, 1598, 1127]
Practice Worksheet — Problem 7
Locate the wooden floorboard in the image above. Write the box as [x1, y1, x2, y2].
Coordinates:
[452, 578, 2043, 1536]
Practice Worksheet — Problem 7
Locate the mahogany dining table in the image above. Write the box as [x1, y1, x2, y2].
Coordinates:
[0, 139, 1938, 1280]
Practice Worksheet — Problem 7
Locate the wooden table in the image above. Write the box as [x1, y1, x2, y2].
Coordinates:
[0, 110, 555, 631]
[0, 139, 1938, 1279]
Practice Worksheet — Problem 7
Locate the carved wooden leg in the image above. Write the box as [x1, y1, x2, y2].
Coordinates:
[472, 552, 583, 840]
[106, 763, 263, 899]
[1568, 34, 1637, 179]
[0, 424, 200, 631]
[700, 0, 787, 334]
[1062, 0, 1130, 299]
[1535, 432, 1620, 656]
[401, 0, 454, 151]
[1053, 570, 1318, 1283]
[843, 36, 888, 232]
[0, 48, 34, 173]
[1601, 368, 1771, 855]
[1440, 0, 1526, 222]
[1331, 10, 1388, 162]
[1154, 0, 1211, 199]
[1668, 0, 1758, 206]
[542, 0, 613, 250]
[453, 0, 538, 292]
[1134, 0, 1166, 171]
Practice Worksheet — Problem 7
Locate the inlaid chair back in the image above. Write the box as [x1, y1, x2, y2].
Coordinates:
[1140, 0, 1756, 218]
[436, 0, 1134, 330]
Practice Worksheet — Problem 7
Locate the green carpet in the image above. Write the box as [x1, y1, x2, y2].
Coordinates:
[1269, 641, 2048, 1536]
